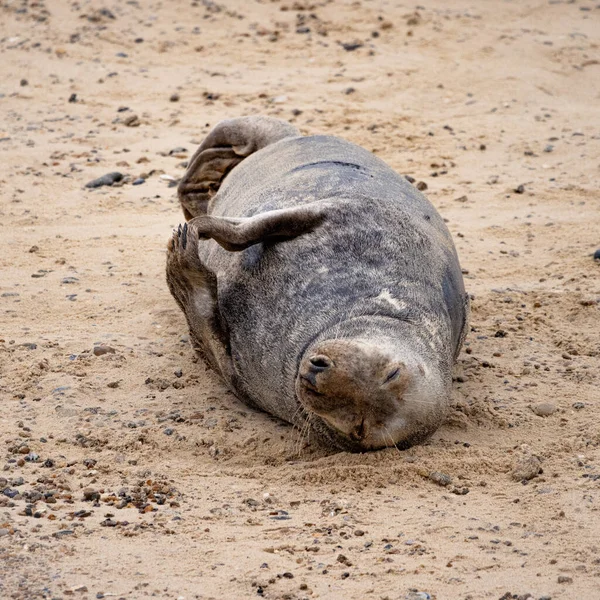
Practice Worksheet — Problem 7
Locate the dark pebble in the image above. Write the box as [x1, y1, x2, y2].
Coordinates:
[132, 178, 145, 185]
[416, 181, 428, 191]
[593, 249, 600, 261]
[341, 41, 363, 51]
[20, 79, 28, 86]
[170, 93, 180, 102]
[53, 530, 74, 538]
[85, 172, 123, 189]
[68, 93, 77, 103]
[515, 184, 525, 194]
[164, 428, 174, 436]
[93, 345, 116, 356]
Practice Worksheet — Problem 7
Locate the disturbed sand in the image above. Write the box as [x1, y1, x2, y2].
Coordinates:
[1, 0, 599, 598]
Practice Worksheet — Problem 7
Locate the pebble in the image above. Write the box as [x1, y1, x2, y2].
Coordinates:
[406, 592, 431, 600]
[93, 345, 116, 356]
[0, 528, 9, 537]
[341, 41, 363, 51]
[429, 471, 452, 487]
[593, 249, 600, 262]
[85, 172, 123, 188]
[514, 184, 525, 194]
[532, 402, 556, 417]
[512, 454, 542, 481]
[170, 93, 180, 102]
[557, 576, 573, 584]
[83, 488, 101, 501]
[132, 178, 145, 185]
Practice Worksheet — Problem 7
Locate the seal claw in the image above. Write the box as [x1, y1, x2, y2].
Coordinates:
[182, 222, 188, 250]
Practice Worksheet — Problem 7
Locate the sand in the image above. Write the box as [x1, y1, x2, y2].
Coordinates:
[1, 0, 599, 598]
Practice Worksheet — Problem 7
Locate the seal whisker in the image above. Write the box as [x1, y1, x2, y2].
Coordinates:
[382, 425, 402, 456]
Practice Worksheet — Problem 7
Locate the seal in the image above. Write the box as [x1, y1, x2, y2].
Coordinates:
[166, 115, 469, 451]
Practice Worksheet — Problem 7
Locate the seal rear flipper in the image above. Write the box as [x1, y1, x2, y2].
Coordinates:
[166, 222, 233, 381]
[188, 203, 330, 252]
[178, 116, 300, 220]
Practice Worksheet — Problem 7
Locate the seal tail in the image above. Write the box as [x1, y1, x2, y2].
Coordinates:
[177, 116, 300, 220]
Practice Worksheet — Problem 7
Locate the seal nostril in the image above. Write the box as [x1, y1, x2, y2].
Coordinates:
[309, 355, 332, 371]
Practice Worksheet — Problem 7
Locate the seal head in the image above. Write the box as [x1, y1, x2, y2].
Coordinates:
[295, 322, 448, 451]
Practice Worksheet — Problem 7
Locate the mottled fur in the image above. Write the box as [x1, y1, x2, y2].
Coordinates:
[166, 116, 469, 451]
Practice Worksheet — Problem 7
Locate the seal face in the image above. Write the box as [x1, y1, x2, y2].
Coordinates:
[166, 116, 469, 452]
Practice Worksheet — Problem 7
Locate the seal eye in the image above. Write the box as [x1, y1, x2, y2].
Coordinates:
[384, 367, 401, 384]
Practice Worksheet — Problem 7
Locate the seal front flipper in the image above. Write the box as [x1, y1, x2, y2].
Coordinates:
[178, 116, 299, 220]
[166, 222, 232, 380]
[188, 203, 329, 252]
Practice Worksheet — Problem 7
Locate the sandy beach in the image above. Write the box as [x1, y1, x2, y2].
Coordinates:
[1, 0, 599, 598]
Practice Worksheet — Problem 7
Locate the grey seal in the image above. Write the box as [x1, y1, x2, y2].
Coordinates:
[166, 116, 469, 451]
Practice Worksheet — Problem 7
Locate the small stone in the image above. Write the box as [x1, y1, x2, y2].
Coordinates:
[512, 454, 542, 482]
[341, 41, 363, 51]
[406, 593, 431, 600]
[101, 518, 117, 527]
[164, 428, 174, 436]
[354, 529, 365, 536]
[53, 530, 75, 538]
[514, 184, 525, 194]
[123, 114, 140, 127]
[532, 403, 556, 417]
[0, 528, 9, 537]
[93, 345, 116, 356]
[132, 178, 145, 185]
[174, 369, 183, 378]
[572, 402, 585, 410]
[20, 79, 28, 86]
[429, 471, 452, 487]
[544, 144, 554, 152]
[593, 249, 600, 262]
[85, 172, 123, 189]
[68, 93, 78, 103]
[416, 181, 428, 191]
[343, 87, 355, 95]
[557, 576, 573, 584]
[83, 488, 101, 502]
[170, 93, 180, 102]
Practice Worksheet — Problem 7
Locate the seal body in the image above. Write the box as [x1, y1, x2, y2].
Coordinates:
[166, 116, 468, 451]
